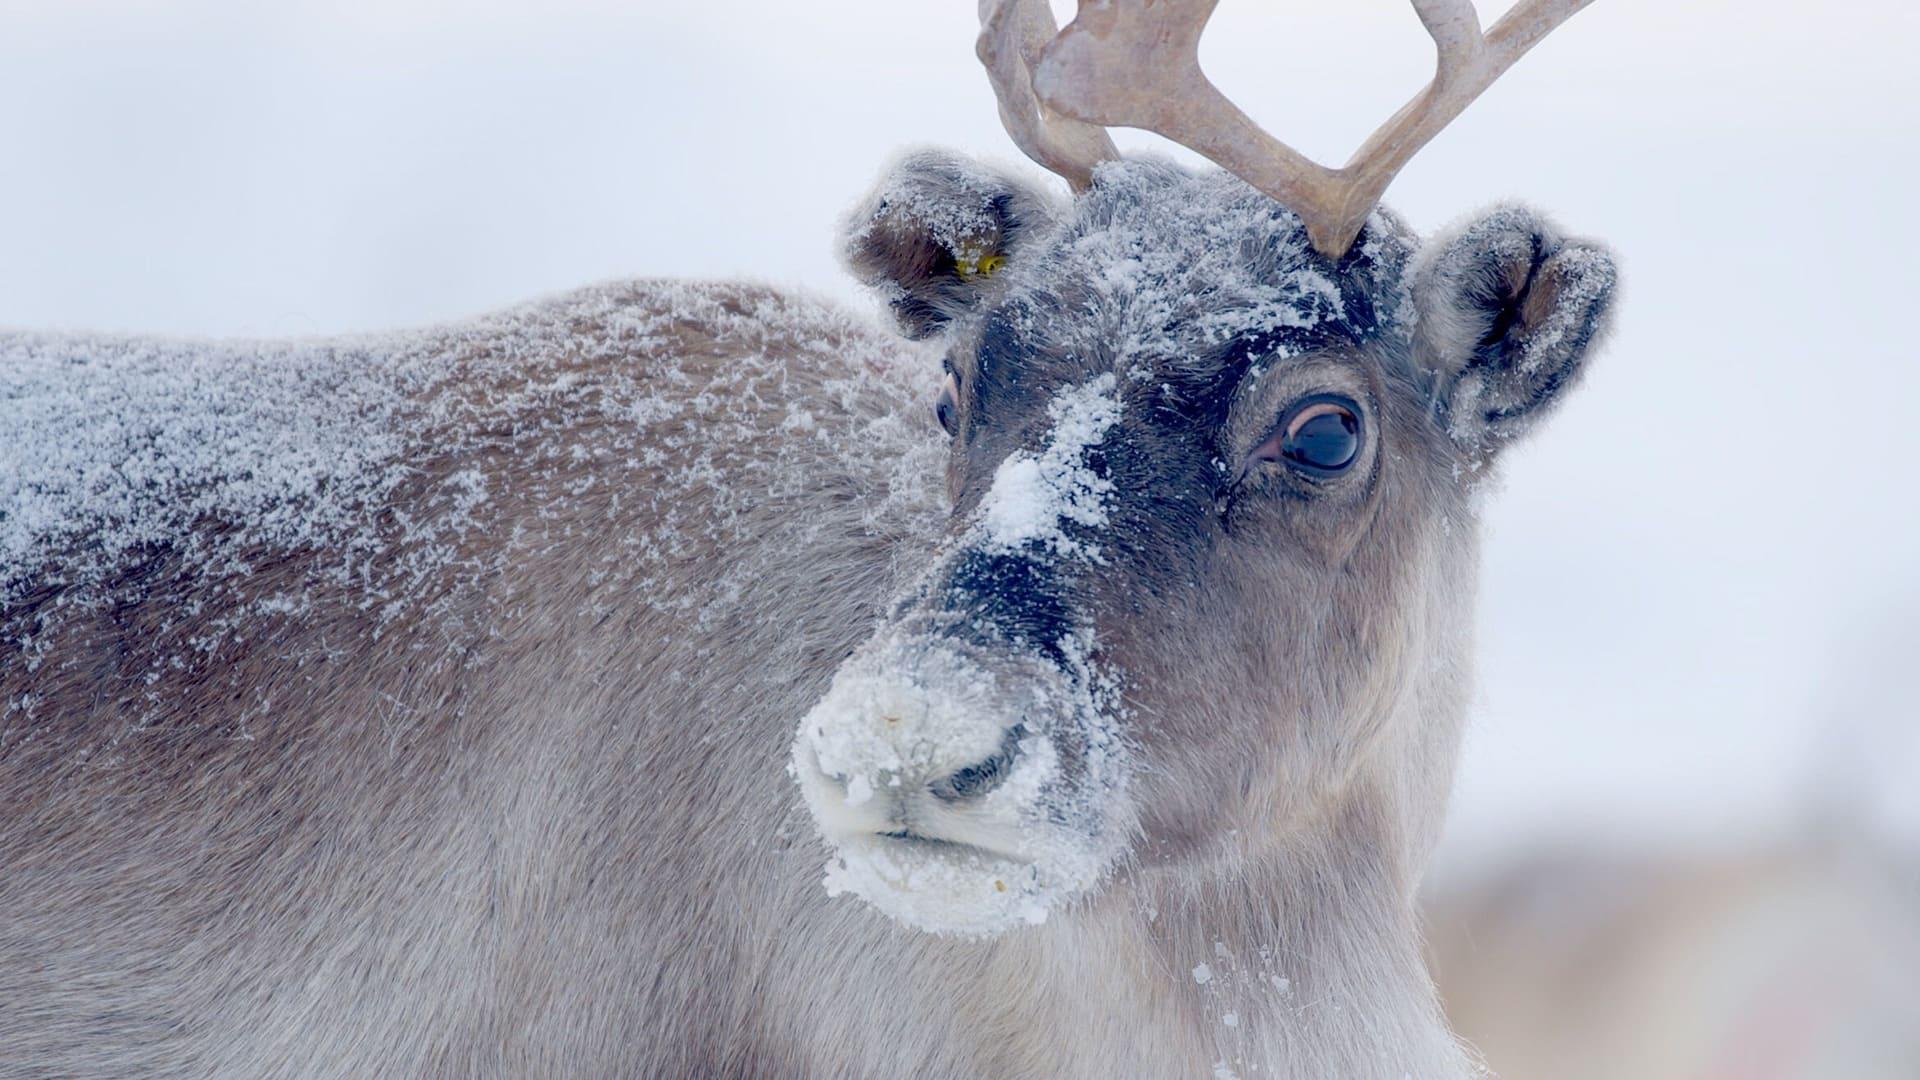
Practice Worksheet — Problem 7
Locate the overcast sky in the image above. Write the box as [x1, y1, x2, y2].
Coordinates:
[2, 0, 1915, 869]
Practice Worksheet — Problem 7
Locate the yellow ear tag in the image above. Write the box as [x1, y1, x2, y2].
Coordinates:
[956, 247, 1005, 282]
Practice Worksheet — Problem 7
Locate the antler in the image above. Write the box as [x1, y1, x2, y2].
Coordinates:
[985, 0, 1596, 258]
[976, 0, 1120, 192]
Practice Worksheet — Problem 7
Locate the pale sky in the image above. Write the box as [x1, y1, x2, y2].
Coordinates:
[2, 0, 1916, 869]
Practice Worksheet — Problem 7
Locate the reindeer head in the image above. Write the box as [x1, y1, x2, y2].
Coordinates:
[791, 0, 1614, 935]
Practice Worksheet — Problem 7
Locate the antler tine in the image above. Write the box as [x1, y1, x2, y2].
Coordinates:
[1339, 0, 1599, 245]
[1034, 0, 1599, 257]
[976, 0, 1119, 192]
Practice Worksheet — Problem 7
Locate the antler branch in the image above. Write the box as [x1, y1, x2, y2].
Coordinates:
[1336, 0, 1597, 251]
[976, 0, 1119, 191]
[1021, 0, 1597, 257]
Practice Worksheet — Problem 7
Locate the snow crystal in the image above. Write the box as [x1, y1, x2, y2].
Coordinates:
[1516, 242, 1616, 372]
[852, 155, 1007, 269]
[845, 774, 875, 806]
[4, 280, 948, 737]
[989, 159, 1415, 383]
[977, 373, 1121, 561]
[1194, 962, 1215, 985]
[1, 333, 421, 612]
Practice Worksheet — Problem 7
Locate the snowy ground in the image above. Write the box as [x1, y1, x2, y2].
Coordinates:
[2, 0, 1916, 869]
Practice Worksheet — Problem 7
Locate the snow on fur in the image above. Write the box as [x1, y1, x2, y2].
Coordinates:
[2, 334, 422, 610]
[2, 280, 946, 722]
[1010, 160, 1412, 378]
[795, 626, 1125, 937]
[978, 373, 1121, 561]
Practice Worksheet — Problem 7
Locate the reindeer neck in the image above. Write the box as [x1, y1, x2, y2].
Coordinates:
[975, 793, 1472, 1078]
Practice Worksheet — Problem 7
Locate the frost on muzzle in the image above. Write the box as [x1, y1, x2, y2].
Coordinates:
[788, 375, 1132, 936]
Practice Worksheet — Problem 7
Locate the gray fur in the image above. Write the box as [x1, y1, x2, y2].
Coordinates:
[0, 155, 1616, 1077]
[841, 151, 1060, 340]
[1410, 203, 1619, 453]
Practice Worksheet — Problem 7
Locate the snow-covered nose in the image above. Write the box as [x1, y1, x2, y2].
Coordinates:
[793, 637, 1052, 820]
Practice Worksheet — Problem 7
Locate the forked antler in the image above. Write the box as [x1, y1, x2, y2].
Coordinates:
[976, 0, 1120, 192]
[979, 0, 1597, 257]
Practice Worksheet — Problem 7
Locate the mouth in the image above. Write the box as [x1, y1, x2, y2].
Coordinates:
[822, 826, 1054, 935]
[874, 829, 1035, 866]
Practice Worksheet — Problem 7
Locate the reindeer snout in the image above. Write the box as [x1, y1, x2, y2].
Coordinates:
[787, 626, 1125, 935]
[792, 636, 1062, 840]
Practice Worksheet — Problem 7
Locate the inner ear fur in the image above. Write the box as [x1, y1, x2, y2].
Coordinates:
[841, 150, 1058, 340]
[1411, 204, 1618, 454]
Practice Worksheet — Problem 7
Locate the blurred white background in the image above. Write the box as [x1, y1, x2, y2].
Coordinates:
[2, 0, 1915, 873]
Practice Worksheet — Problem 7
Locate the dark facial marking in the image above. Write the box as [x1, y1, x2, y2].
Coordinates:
[939, 550, 1075, 665]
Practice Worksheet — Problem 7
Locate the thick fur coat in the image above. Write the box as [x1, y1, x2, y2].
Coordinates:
[1, 157, 1614, 1078]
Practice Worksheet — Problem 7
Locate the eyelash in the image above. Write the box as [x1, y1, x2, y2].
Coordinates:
[1247, 394, 1363, 477]
[934, 369, 961, 436]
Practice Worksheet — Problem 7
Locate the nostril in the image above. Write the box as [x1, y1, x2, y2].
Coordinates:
[930, 724, 1025, 802]
[937, 757, 1006, 801]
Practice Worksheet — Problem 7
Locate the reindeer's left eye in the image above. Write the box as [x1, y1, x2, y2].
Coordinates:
[934, 371, 961, 437]
[1253, 395, 1362, 476]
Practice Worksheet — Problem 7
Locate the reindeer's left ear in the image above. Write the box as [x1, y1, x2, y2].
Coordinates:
[841, 151, 1059, 340]
[1411, 205, 1618, 455]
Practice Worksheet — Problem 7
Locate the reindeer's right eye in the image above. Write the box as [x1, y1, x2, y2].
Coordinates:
[1250, 394, 1363, 478]
[934, 371, 961, 436]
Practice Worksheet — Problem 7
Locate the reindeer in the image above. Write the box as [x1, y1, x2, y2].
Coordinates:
[0, 1, 1614, 1076]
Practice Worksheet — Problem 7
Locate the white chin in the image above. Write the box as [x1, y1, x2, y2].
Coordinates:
[821, 831, 1101, 937]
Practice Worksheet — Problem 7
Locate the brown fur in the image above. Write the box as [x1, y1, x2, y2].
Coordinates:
[2, 154, 1616, 1077]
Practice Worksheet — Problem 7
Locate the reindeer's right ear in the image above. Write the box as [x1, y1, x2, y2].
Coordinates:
[1411, 205, 1618, 456]
[841, 151, 1058, 340]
